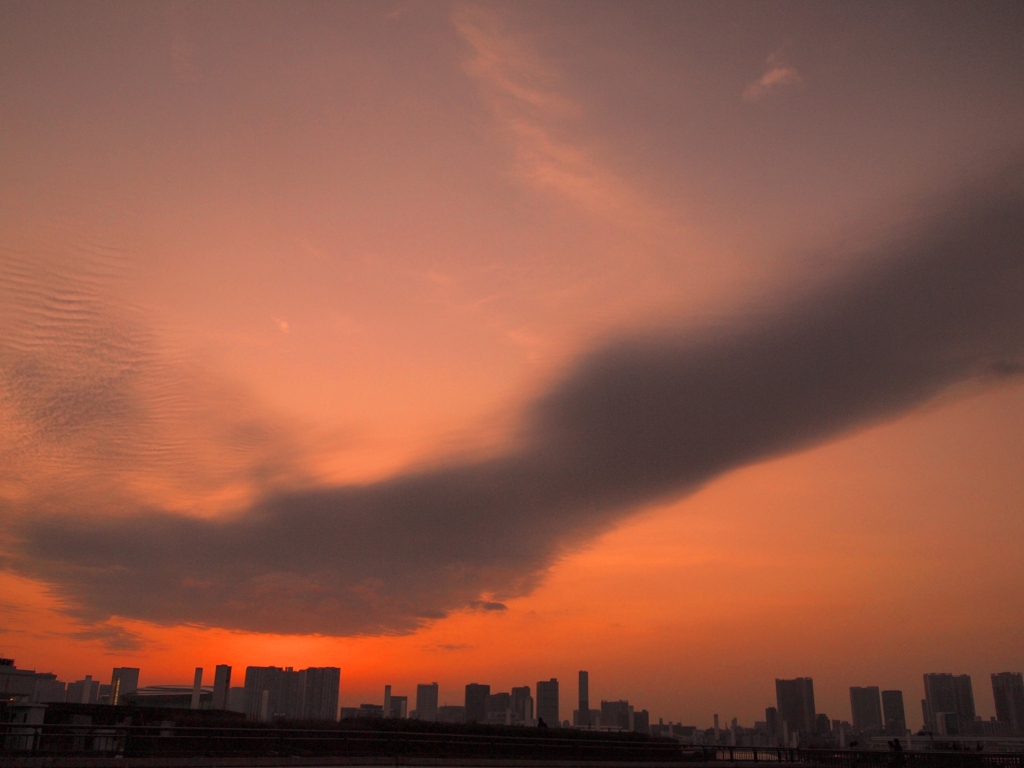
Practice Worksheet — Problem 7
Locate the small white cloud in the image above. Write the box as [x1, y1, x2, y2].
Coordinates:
[271, 316, 290, 333]
[744, 53, 803, 102]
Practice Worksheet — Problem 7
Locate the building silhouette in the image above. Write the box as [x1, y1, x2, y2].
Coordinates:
[578, 671, 590, 727]
[775, 678, 816, 743]
[212, 665, 232, 710]
[389, 695, 408, 719]
[465, 683, 490, 723]
[601, 700, 631, 731]
[66, 676, 100, 705]
[633, 708, 649, 734]
[302, 668, 341, 721]
[485, 692, 511, 724]
[922, 673, 975, 735]
[511, 686, 533, 725]
[849, 686, 883, 734]
[881, 690, 906, 736]
[416, 683, 439, 722]
[536, 679, 559, 727]
[243, 665, 339, 721]
[765, 706, 780, 746]
[1, 660, 59, 702]
[992, 672, 1024, 735]
[109, 668, 139, 706]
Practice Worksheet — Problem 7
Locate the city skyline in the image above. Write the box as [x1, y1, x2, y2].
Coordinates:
[6, 653, 1024, 737]
[1, 1, 1023, 731]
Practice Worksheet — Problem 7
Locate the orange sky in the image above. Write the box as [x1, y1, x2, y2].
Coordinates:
[2, 1, 1024, 731]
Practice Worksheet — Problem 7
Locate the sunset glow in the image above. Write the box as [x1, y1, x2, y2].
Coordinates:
[2, 1, 1023, 733]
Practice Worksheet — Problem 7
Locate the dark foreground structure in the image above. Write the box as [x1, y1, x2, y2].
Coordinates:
[3, 704, 1024, 767]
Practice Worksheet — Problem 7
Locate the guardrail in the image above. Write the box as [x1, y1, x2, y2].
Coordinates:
[3, 724, 1024, 766]
[681, 745, 1024, 766]
[0, 723, 684, 761]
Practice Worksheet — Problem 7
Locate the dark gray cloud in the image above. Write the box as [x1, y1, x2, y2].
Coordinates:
[6, 162, 1024, 636]
[60, 623, 149, 653]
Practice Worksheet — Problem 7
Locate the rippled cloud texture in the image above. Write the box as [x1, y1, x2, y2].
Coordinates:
[5, 163, 1023, 636]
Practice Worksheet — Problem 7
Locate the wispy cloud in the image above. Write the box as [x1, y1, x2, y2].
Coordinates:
[0, 240, 315, 523]
[8, 161, 1024, 637]
[452, 4, 659, 230]
[744, 52, 803, 102]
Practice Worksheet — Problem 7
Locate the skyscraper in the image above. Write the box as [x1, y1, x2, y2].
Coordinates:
[633, 709, 649, 734]
[775, 678, 816, 742]
[992, 673, 1024, 735]
[511, 686, 533, 725]
[244, 667, 280, 721]
[190, 668, 203, 710]
[765, 707, 780, 746]
[416, 683, 439, 722]
[109, 668, 139, 706]
[244, 666, 306, 721]
[302, 668, 340, 721]
[849, 686, 883, 733]
[881, 690, 906, 736]
[536, 679, 559, 727]
[578, 671, 590, 727]
[923, 673, 975, 735]
[212, 665, 232, 710]
[465, 683, 490, 723]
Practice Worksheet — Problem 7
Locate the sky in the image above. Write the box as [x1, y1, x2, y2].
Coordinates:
[1, 0, 1024, 730]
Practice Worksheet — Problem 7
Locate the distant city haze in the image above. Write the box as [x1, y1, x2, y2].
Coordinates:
[1, 1, 1023, 729]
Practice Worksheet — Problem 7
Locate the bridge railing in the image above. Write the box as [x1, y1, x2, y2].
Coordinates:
[3, 723, 1024, 766]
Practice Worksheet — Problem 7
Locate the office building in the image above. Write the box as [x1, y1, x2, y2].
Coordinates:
[227, 686, 246, 713]
[881, 690, 906, 736]
[243, 666, 300, 720]
[486, 692, 512, 724]
[578, 671, 590, 727]
[601, 700, 631, 731]
[465, 683, 490, 723]
[244, 667, 279, 720]
[389, 695, 408, 719]
[536, 679, 559, 727]
[110, 668, 139, 706]
[633, 709, 649, 734]
[242, 665, 339, 721]
[191, 668, 204, 710]
[67, 676, 101, 705]
[212, 665, 232, 710]
[849, 686, 883, 734]
[0, 659, 59, 701]
[923, 673, 975, 735]
[775, 678, 816, 742]
[511, 686, 533, 725]
[416, 683, 439, 722]
[302, 668, 340, 721]
[992, 673, 1024, 735]
[765, 707, 780, 746]
[815, 713, 831, 735]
